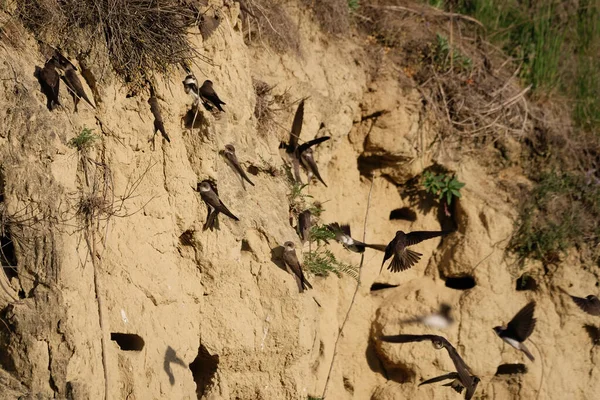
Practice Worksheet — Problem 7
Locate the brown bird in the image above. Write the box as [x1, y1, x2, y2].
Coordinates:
[493, 301, 536, 361]
[300, 147, 327, 187]
[570, 294, 600, 316]
[57, 59, 95, 112]
[380, 334, 480, 400]
[327, 223, 386, 253]
[148, 84, 170, 144]
[34, 57, 61, 110]
[222, 144, 254, 187]
[199, 80, 226, 112]
[278, 99, 330, 184]
[282, 241, 312, 293]
[380, 230, 452, 273]
[297, 210, 311, 243]
[194, 180, 239, 231]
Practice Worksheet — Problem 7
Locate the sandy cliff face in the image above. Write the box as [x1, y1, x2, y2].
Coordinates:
[0, 2, 599, 400]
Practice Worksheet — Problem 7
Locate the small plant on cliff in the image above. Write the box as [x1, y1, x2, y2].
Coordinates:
[68, 127, 98, 152]
[309, 224, 336, 245]
[432, 34, 473, 73]
[347, 0, 359, 12]
[304, 248, 358, 280]
[422, 171, 465, 216]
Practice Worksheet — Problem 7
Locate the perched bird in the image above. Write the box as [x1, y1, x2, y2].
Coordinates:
[199, 80, 226, 112]
[148, 85, 170, 144]
[493, 301, 536, 361]
[300, 147, 327, 187]
[297, 210, 311, 243]
[401, 303, 454, 330]
[380, 334, 480, 400]
[182, 74, 200, 105]
[34, 57, 61, 110]
[380, 230, 452, 273]
[282, 241, 312, 293]
[222, 144, 254, 187]
[326, 223, 386, 253]
[279, 99, 330, 184]
[194, 180, 239, 231]
[58, 59, 95, 112]
[569, 294, 600, 316]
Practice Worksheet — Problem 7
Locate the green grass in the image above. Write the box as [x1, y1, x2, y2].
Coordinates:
[347, 0, 359, 12]
[309, 224, 336, 245]
[509, 171, 600, 265]
[304, 248, 359, 280]
[68, 127, 99, 151]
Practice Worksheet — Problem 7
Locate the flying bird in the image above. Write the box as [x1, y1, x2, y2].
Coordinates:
[297, 210, 311, 243]
[380, 334, 479, 400]
[57, 59, 95, 112]
[182, 74, 200, 105]
[419, 372, 467, 395]
[569, 294, 600, 316]
[493, 301, 536, 361]
[199, 80, 226, 112]
[279, 99, 330, 184]
[34, 57, 61, 110]
[194, 180, 239, 231]
[327, 223, 386, 253]
[222, 144, 254, 187]
[282, 241, 312, 293]
[401, 303, 454, 330]
[148, 84, 170, 145]
[380, 230, 452, 273]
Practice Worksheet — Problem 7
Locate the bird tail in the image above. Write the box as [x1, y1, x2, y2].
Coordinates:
[389, 249, 422, 272]
[520, 342, 535, 361]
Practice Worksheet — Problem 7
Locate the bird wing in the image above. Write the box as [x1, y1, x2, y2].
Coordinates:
[571, 295, 600, 316]
[405, 230, 452, 246]
[379, 333, 442, 344]
[362, 243, 388, 252]
[296, 136, 331, 155]
[440, 338, 476, 394]
[380, 237, 396, 273]
[289, 99, 304, 150]
[418, 372, 459, 386]
[298, 211, 311, 242]
[339, 224, 352, 237]
[506, 301, 537, 341]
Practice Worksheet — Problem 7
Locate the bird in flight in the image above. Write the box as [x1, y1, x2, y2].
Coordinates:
[381, 230, 452, 273]
[493, 301, 536, 361]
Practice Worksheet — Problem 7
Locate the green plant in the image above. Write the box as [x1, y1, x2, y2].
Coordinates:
[68, 127, 99, 151]
[423, 171, 465, 206]
[432, 34, 472, 72]
[304, 248, 358, 280]
[309, 224, 336, 245]
[347, 0, 359, 12]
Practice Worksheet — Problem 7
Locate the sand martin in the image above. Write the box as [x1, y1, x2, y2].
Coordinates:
[493, 301, 536, 361]
[401, 303, 454, 330]
[419, 372, 467, 395]
[279, 99, 330, 183]
[300, 147, 327, 187]
[222, 144, 254, 187]
[380, 334, 479, 400]
[381, 230, 452, 273]
[282, 241, 312, 293]
[35, 57, 61, 110]
[57, 59, 95, 112]
[326, 223, 386, 253]
[199, 80, 226, 112]
[148, 85, 170, 144]
[195, 180, 239, 231]
[570, 294, 600, 316]
[298, 210, 311, 243]
[182, 74, 200, 105]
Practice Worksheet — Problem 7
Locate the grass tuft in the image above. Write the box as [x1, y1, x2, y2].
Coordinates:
[68, 127, 98, 152]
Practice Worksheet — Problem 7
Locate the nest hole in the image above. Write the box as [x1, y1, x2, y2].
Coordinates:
[444, 275, 476, 290]
[110, 333, 145, 351]
[241, 239, 252, 252]
[370, 282, 399, 292]
[516, 274, 537, 291]
[389, 207, 417, 221]
[189, 344, 219, 399]
[179, 230, 195, 247]
[247, 165, 259, 176]
[495, 363, 527, 375]
[1, 231, 18, 282]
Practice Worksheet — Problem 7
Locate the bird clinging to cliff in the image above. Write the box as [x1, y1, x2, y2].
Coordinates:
[222, 144, 254, 187]
[380, 230, 452, 273]
[279, 99, 330, 184]
[300, 147, 327, 187]
[282, 241, 312, 293]
[493, 301, 537, 361]
[401, 303, 454, 330]
[34, 57, 61, 111]
[199, 80, 226, 112]
[297, 210, 311, 243]
[182, 74, 200, 106]
[326, 223, 386, 253]
[55, 56, 95, 112]
[379, 334, 480, 400]
[194, 180, 239, 231]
